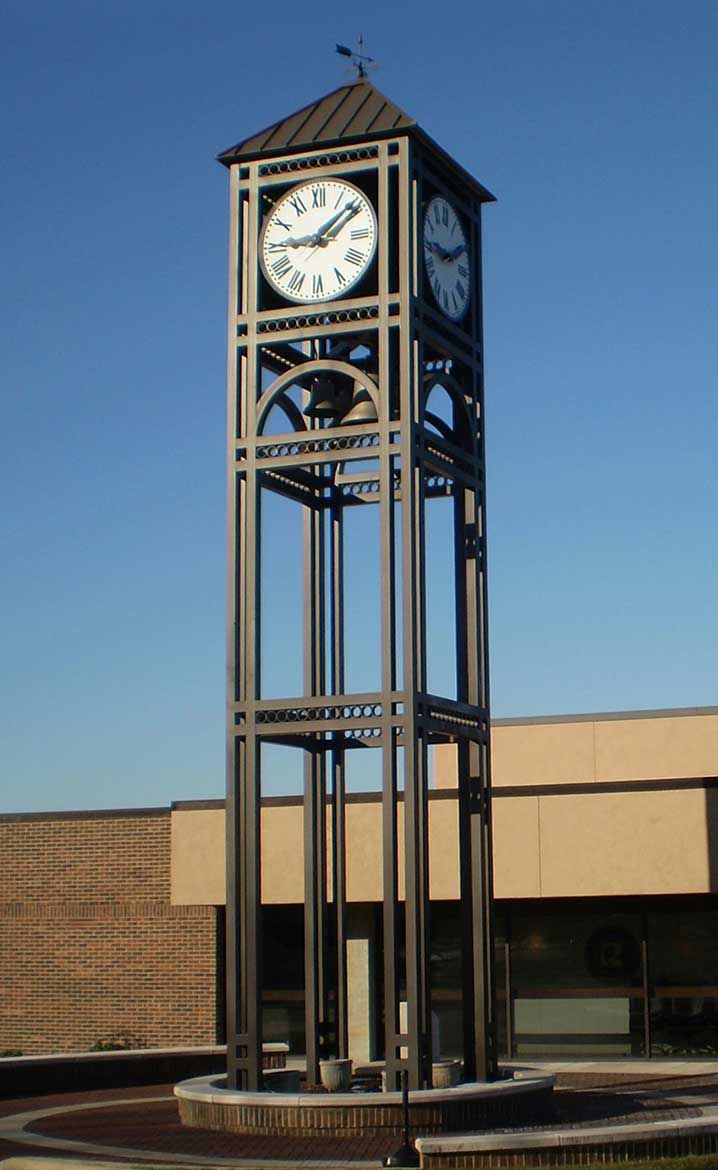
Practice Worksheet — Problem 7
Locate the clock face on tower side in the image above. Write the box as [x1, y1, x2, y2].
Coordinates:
[423, 196, 471, 321]
[260, 178, 377, 304]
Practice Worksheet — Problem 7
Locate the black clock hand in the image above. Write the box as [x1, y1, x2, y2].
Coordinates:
[447, 242, 467, 260]
[279, 206, 358, 250]
[310, 199, 360, 244]
[281, 234, 320, 247]
[322, 200, 362, 240]
[426, 240, 452, 261]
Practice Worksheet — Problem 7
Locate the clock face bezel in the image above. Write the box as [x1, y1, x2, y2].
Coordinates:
[422, 195, 471, 322]
[259, 177, 378, 306]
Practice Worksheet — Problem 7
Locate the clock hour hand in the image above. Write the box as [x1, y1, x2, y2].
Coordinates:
[281, 234, 320, 247]
[277, 202, 360, 250]
[426, 240, 452, 261]
[302, 199, 363, 256]
[447, 242, 467, 260]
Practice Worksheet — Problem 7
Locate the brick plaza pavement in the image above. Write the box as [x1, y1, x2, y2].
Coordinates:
[2, 1070, 718, 1167]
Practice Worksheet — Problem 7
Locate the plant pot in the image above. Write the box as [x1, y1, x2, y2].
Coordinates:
[432, 1059, 461, 1088]
[319, 1057, 353, 1092]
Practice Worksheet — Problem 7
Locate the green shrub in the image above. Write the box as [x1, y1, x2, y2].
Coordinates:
[90, 1035, 143, 1052]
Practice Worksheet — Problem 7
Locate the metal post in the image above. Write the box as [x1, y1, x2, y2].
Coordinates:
[504, 940, 513, 1059]
[642, 938, 652, 1058]
[383, 1069, 420, 1168]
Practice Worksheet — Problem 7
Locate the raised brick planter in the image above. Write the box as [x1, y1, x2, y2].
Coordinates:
[175, 1071, 555, 1138]
[415, 1115, 718, 1168]
[0, 1043, 287, 1097]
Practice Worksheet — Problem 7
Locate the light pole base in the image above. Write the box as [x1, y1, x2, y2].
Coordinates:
[383, 1143, 420, 1168]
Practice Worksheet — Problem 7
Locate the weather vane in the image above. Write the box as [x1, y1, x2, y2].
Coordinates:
[335, 35, 375, 79]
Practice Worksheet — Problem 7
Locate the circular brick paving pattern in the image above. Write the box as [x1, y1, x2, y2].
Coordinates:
[1, 1073, 718, 1166]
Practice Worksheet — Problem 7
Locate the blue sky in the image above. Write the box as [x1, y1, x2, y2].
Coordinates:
[1, 1, 716, 813]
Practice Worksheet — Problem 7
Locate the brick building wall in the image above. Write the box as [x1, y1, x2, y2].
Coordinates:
[0, 809, 219, 1055]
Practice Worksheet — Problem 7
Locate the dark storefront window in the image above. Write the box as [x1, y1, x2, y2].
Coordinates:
[494, 907, 508, 1058]
[648, 906, 718, 1056]
[509, 905, 645, 1057]
[430, 902, 463, 1057]
[254, 896, 718, 1061]
[428, 903, 508, 1059]
[262, 905, 306, 1053]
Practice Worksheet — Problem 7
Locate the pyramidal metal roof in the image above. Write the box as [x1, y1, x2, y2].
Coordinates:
[217, 80, 414, 164]
[217, 80, 495, 202]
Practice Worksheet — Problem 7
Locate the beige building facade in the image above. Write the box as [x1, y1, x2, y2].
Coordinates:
[3, 705, 718, 1059]
[169, 705, 718, 1061]
[172, 706, 718, 906]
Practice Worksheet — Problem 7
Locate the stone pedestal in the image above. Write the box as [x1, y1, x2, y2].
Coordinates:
[347, 905, 376, 1063]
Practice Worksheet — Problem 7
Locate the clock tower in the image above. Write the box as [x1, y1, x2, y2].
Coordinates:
[218, 80, 496, 1091]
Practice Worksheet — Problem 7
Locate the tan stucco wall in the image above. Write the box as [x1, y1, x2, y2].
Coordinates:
[172, 804, 305, 906]
[593, 714, 718, 782]
[171, 710, 718, 906]
[171, 807, 225, 906]
[485, 711, 718, 788]
[172, 799, 462, 905]
[492, 796, 541, 898]
[538, 787, 713, 896]
[172, 787, 718, 904]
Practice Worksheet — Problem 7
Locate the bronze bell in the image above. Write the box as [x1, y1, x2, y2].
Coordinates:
[304, 376, 350, 420]
[341, 380, 378, 425]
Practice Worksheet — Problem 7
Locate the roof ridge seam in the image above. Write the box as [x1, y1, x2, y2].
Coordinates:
[336, 86, 374, 137]
[311, 84, 357, 144]
[364, 100, 389, 133]
[284, 95, 331, 148]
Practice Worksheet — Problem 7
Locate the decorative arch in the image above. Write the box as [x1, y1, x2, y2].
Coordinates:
[423, 372, 473, 450]
[256, 360, 380, 436]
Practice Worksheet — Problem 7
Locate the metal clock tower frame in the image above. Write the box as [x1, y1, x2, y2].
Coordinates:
[219, 81, 497, 1091]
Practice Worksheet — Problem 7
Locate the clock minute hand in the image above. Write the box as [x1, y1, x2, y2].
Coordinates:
[279, 203, 357, 247]
[447, 242, 467, 260]
[427, 240, 451, 261]
[313, 197, 362, 243]
[322, 199, 362, 240]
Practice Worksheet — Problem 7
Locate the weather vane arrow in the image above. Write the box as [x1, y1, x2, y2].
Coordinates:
[335, 36, 375, 79]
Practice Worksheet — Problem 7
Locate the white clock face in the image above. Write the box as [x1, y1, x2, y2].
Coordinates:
[423, 196, 470, 321]
[260, 178, 377, 304]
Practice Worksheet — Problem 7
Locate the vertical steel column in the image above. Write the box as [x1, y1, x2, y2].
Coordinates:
[227, 157, 264, 1089]
[224, 145, 242, 1094]
[399, 150, 432, 1088]
[504, 941, 514, 1059]
[331, 745, 347, 1058]
[382, 731, 401, 1088]
[475, 213, 497, 1080]
[225, 744, 239, 1086]
[304, 485, 327, 1085]
[642, 937, 652, 1057]
[403, 724, 431, 1086]
[456, 481, 493, 1081]
[330, 495, 347, 1059]
[376, 140, 402, 1090]
[243, 733, 263, 1088]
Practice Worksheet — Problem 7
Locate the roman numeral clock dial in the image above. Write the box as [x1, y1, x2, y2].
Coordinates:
[260, 178, 377, 304]
[423, 195, 471, 321]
